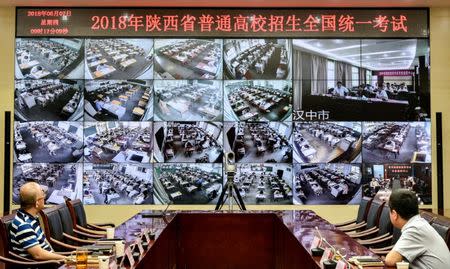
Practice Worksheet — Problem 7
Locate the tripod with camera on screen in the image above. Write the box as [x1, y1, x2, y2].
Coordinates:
[215, 152, 246, 211]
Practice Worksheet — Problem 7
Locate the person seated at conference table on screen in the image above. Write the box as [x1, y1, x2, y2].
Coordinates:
[331, 81, 349, 97]
[384, 189, 450, 268]
[375, 86, 389, 100]
[9, 182, 67, 262]
[94, 98, 106, 111]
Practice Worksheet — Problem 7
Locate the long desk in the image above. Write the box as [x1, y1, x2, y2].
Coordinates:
[60, 211, 391, 269]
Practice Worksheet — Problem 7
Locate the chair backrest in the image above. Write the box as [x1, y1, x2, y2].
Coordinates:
[431, 222, 450, 250]
[39, 205, 65, 244]
[66, 199, 87, 228]
[365, 200, 385, 229]
[420, 210, 436, 223]
[0, 213, 16, 259]
[57, 205, 75, 236]
[356, 197, 373, 224]
[376, 205, 393, 236]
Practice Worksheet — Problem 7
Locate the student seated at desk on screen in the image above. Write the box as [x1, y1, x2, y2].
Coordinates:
[96, 63, 110, 72]
[376, 87, 389, 100]
[29, 65, 44, 77]
[94, 99, 106, 111]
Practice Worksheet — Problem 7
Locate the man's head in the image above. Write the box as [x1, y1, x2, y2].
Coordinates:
[388, 189, 419, 228]
[19, 182, 46, 212]
[337, 81, 342, 88]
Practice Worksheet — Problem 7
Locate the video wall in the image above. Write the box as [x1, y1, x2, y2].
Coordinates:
[12, 8, 431, 206]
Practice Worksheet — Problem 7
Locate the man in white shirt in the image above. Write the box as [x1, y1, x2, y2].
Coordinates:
[376, 86, 389, 100]
[385, 189, 450, 268]
[332, 81, 349, 97]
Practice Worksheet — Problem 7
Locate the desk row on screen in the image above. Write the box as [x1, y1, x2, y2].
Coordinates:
[14, 78, 430, 122]
[11, 162, 432, 206]
[15, 38, 294, 80]
[12, 121, 431, 165]
[15, 39, 430, 85]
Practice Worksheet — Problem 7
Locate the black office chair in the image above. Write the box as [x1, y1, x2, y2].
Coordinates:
[57, 204, 103, 240]
[369, 227, 402, 256]
[39, 205, 96, 252]
[336, 197, 373, 231]
[65, 198, 114, 233]
[431, 222, 450, 250]
[346, 200, 385, 239]
[0, 213, 61, 269]
[356, 205, 394, 246]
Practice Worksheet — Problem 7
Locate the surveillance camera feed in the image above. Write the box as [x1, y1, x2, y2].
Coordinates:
[14, 79, 84, 122]
[224, 80, 292, 122]
[153, 121, 223, 163]
[231, 163, 293, 205]
[12, 25, 431, 206]
[362, 163, 432, 205]
[83, 163, 153, 205]
[84, 80, 153, 121]
[293, 122, 362, 164]
[292, 39, 430, 122]
[85, 39, 153, 80]
[153, 80, 223, 121]
[14, 121, 84, 164]
[15, 38, 85, 80]
[12, 163, 83, 205]
[224, 122, 293, 163]
[293, 163, 363, 205]
[153, 163, 223, 204]
[154, 39, 223, 80]
[83, 121, 152, 164]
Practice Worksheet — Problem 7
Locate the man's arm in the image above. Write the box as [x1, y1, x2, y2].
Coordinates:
[27, 245, 66, 261]
[384, 249, 404, 266]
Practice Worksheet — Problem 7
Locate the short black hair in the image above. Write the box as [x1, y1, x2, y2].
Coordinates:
[389, 189, 419, 220]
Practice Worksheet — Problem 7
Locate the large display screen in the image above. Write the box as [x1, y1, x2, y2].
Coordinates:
[12, 7, 431, 206]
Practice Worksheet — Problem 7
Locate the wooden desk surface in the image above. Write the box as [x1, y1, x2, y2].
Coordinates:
[59, 210, 392, 269]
